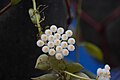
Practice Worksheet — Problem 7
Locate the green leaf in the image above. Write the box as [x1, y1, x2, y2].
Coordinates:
[66, 63, 84, 73]
[81, 69, 96, 79]
[35, 54, 50, 70]
[70, 72, 90, 80]
[31, 74, 58, 80]
[11, 0, 21, 5]
[49, 56, 66, 71]
[81, 42, 103, 61]
[28, 9, 40, 24]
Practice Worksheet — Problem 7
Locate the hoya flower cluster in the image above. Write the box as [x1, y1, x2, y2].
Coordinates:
[97, 64, 111, 80]
[37, 25, 75, 60]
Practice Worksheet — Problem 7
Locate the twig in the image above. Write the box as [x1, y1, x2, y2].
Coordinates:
[0, 2, 11, 15]
[64, 71, 91, 80]
[32, 0, 41, 34]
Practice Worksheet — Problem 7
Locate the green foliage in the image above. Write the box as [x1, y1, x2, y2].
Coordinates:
[11, 0, 21, 5]
[28, 8, 40, 24]
[31, 74, 58, 80]
[66, 63, 84, 73]
[71, 72, 90, 80]
[35, 54, 50, 70]
[81, 42, 103, 61]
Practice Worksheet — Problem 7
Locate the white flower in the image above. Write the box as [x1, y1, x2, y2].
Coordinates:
[62, 49, 69, 56]
[54, 39, 61, 45]
[62, 34, 68, 40]
[97, 68, 103, 75]
[105, 64, 110, 70]
[97, 65, 111, 80]
[68, 38, 75, 44]
[48, 41, 54, 47]
[61, 41, 68, 48]
[54, 33, 61, 39]
[48, 35, 54, 41]
[50, 25, 57, 32]
[68, 45, 75, 51]
[57, 27, 64, 34]
[45, 29, 52, 35]
[55, 53, 63, 60]
[36, 40, 44, 47]
[65, 30, 73, 37]
[49, 49, 55, 56]
[41, 34, 48, 41]
[42, 46, 49, 53]
[56, 46, 63, 52]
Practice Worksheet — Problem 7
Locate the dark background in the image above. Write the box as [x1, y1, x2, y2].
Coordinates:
[0, 0, 67, 80]
[0, 0, 120, 80]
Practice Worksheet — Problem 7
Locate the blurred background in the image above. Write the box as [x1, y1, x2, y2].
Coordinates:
[0, 0, 120, 80]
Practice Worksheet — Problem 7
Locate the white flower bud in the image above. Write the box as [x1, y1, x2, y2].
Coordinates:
[48, 35, 54, 41]
[65, 30, 73, 37]
[50, 25, 57, 32]
[62, 49, 69, 56]
[61, 41, 68, 48]
[54, 33, 61, 39]
[62, 34, 68, 40]
[57, 27, 64, 34]
[97, 68, 103, 75]
[54, 39, 61, 45]
[49, 49, 55, 56]
[48, 41, 54, 48]
[68, 38, 75, 44]
[56, 46, 63, 52]
[45, 29, 52, 35]
[36, 40, 44, 47]
[41, 34, 48, 41]
[105, 64, 110, 70]
[68, 45, 75, 51]
[42, 46, 49, 53]
[55, 53, 63, 60]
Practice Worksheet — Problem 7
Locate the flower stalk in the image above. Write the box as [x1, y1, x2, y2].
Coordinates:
[64, 71, 91, 80]
[32, 0, 41, 34]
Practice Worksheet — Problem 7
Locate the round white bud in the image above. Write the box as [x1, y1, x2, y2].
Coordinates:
[65, 30, 73, 37]
[48, 35, 54, 41]
[42, 46, 49, 53]
[62, 34, 68, 40]
[55, 53, 63, 60]
[57, 27, 64, 34]
[36, 40, 44, 47]
[50, 25, 57, 32]
[68, 45, 75, 51]
[54, 33, 61, 39]
[45, 29, 52, 35]
[105, 64, 110, 70]
[62, 49, 69, 56]
[61, 41, 68, 48]
[41, 34, 48, 41]
[56, 46, 63, 52]
[48, 41, 54, 48]
[49, 49, 56, 56]
[54, 39, 61, 45]
[68, 38, 75, 44]
[97, 68, 103, 75]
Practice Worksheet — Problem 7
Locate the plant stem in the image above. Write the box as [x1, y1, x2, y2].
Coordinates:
[64, 71, 91, 80]
[32, 0, 41, 34]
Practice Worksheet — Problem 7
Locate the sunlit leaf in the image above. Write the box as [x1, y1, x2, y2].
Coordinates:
[11, 0, 21, 5]
[31, 74, 58, 80]
[35, 54, 50, 70]
[66, 63, 84, 73]
[81, 42, 103, 61]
